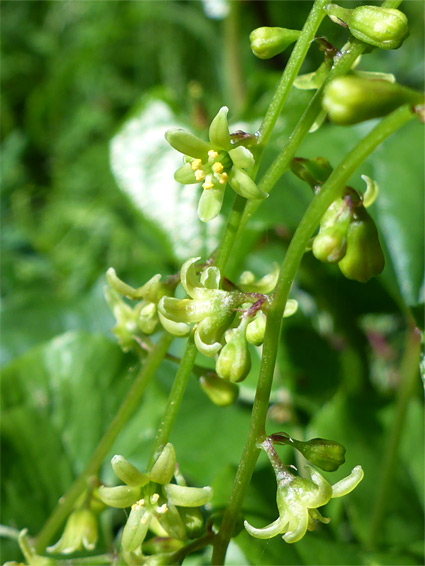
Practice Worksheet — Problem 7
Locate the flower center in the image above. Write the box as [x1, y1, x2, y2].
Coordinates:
[190, 150, 231, 190]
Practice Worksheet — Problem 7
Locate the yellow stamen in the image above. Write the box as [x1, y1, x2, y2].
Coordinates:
[195, 169, 205, 181]
[202, 175, 214, 190]
[218, 171, 228, 185]
[208, 150, 219, 159]
[151, 493, 160, 505]
[191, 159, 202, 170]
[156, 504, 168, 514]
[212, 162, 224, 174]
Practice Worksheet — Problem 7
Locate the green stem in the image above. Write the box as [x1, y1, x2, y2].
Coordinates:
[35, 332, 173, 553]
[214, 193, 246, 273]
[367, 322, 421, 549]
[212, 104, 415, 564]
[223, 1, 246, 115]
[148, 334, 198, 467]
[257, 0, 328, 151]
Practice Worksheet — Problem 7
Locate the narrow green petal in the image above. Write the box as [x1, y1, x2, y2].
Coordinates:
[283, 299, 298, 318]
[97, 485, 141, 508]
[194, 327, 223, 357]
[209, 106, 231, 150]
[180, 257, 202, 297]
[165, 128, 210, 160]
[198, 185, 226, 222]
[175, 163, 198, 185]
[228, 146, 255, 170]
[244, 515, 289, 540]
[303, 466, 333, 507]
[282, 503, 309, 543]
[149, 443, 176, 485]
[158, 310, 190, 336]
[200, 266, 221, 290]
[158, 297, 209, 323]
[121, 505, 151, 552]
[361, 174, 379, 208]
[111, 455, 150, 487]
[155, 502, 187, 541]
[228, 167, 268, 200]
[164, 484, 213, 507]
[239, 262, 279, 293]
[331, 465, 364, 497]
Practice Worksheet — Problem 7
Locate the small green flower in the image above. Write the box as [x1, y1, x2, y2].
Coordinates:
[47, 509, 98, 554]
[97, 445, 213, 552]
[165, 107, 267, 222]
[158, 257, 241, 356]
[244, 439, 364, 543]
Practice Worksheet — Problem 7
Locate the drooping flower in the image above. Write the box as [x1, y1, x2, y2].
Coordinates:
[47, 509, 98, 555]
[165, 107, 267, 222]
[244, 439, 364, 543]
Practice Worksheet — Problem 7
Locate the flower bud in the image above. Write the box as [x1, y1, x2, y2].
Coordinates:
[338, 209, 385, 282]
[326, 4, 409, 50]
[179, 507, 205, 539]
[290, 157, 333, 190]
[323, 76, 424, 125]
[149, 443, 176, 485]
[216, 324, 251, 383]
[246, 312, 266, 346]
[111, 455, 150, 487]
[250, 27, 300, 59]
[312, 224, 348, 263]
[294, 438, 346, 472]
[199, 372, 239, 406]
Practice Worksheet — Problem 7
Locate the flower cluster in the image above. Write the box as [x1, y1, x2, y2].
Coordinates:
[165, 107, 267, 222]
[105, 268, 176, 352]
[244, 438, 364, 543]
[158, 257, 297, 382]
[98, 444, 213, 561]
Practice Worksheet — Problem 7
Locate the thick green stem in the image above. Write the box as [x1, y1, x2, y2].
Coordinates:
[223, 1, 246, 115]
[367, 322, 421, 549]
[212, 104, 415, 564]
[35, 332, 173, 553]
[148, 334, 198, 467]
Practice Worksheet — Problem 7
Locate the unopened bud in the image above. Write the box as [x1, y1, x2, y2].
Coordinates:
[250, 27, 300, 59]
[290, 157, 333, 190]
[338, 209, 385, 282]
[313, 224, 348, 263]
[199, 372, 239, 406]
[246, 312, 266, 346]
[326, 4, 409, 50]
[216, 326, 251, 383]
[323, 76, 424, 125]
[295, 438, 346, 472]
[179, 507, 205, 539]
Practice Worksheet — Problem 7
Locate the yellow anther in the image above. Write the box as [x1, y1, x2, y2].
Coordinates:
[212, 162, 224, 174]
[191, 159, 202, 170]
[208, 150, 219, 160]
[195, 169, 206, 181]
[218, 172, 228, 185]
[202, 175, 214, 190]
[151, 493, 160, 505]
[156, 504, 168, 514]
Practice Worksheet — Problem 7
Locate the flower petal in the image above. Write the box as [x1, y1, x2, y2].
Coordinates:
[228, 167, 268, 200]
[228, 146, 255, 170]
[331, 465, 364, 498]
[165, 128, 210, 160]
[158, 310, 190, 336]
[164, 484, 213, 507]
[121, 504, 151, 552]
[200, 266, 221, 290]
[198, 185, 226, 222]
[149, 443, 176, 485]
[282, 501, 309, 543]
[194, 328, 223, 357]
[180, 257, 203, 298]
[155, 501, 187, 541]
[209, 106, 231, 150]
[239, 262, 279, 293]
[244, 515, 289, 540]
[158, 297, 212, 323]
[175, 163, 198, 185]
[302, 466, 333, 508]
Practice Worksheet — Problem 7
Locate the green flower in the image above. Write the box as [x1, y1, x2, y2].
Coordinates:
[165, 107, 267, 222]
[158, 257, 241, 356]
[244, 440, 364, 543]
[47, 509, 98, 555]
[97, 445, 213, 553]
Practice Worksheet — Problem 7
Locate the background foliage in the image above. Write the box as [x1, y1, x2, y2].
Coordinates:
[1, 1, 424, 564]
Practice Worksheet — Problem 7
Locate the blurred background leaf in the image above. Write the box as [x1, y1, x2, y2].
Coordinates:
[1, 1, 423, 564]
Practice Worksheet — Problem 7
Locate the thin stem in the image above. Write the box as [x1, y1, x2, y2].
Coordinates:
[223, 1, 246, 115]
[257, 0, 328, 151]
[212, 104, 415, 564]
[148, 334, 198, 467]
[35, 332, 173, 553]
[367, 323, 421, 549]
[214, 193, 246, 273]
